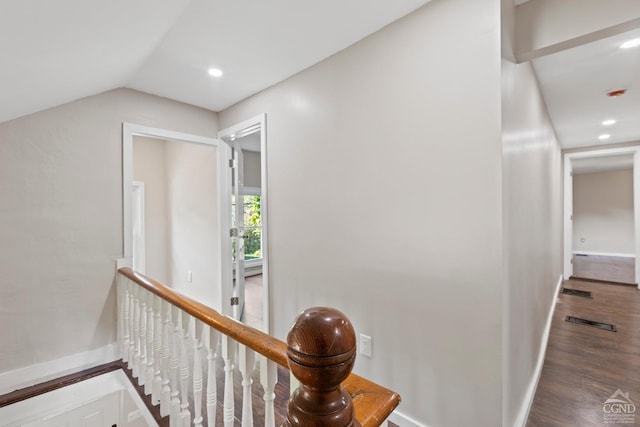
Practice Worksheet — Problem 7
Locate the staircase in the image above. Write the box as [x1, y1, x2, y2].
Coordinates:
[117, 268, 399, 426]
[0, 269, 399, 426]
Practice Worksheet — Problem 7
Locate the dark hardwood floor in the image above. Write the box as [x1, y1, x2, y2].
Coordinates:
[243, 274, 263, 330]
[527, 278, 640, 426]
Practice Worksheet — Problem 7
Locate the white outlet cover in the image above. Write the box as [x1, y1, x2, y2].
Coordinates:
[359, 334, 372, 358]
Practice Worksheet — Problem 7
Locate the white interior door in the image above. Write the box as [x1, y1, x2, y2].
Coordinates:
[232, 146, 245, 320]
[564, 157, 573, 279]
[218, 114, 270, 330]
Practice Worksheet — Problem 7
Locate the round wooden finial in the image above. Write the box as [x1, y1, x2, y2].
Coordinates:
[283, 307, 360, 427]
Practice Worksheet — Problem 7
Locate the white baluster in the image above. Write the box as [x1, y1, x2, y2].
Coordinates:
[145, 292, 155, 394]
[170, 305, 181, 427]
[239, 345, 255, 427]
[160, 299, 171, 417]
[125, 279, 135, 370]
[128, 282, 136, 370]
[139, 292, 147, 387]
[180, 312, 192, 427]
[121, 280, 130, 363]
[222, 335, 236, 427]
[206, 327, 219, 427]
[193, 320, 204, 427]
[132, 286, 141, 378]
[152, 294, 162, 405]
[259, 356, 277, 427]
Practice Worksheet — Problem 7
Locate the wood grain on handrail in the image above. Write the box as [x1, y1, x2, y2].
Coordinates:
[119, 267, 288, 366]
[345, 374, 401, 427]
[118, 267, 401, 426]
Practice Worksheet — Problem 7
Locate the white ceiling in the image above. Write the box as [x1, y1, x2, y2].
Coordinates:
[532, 27, 640, 149]
[0, 0, 431, 123]
[0, 0, 192, 123]
[2, 0, 638, 154]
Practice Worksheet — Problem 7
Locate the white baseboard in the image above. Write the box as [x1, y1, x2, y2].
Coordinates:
[512, 274, 563, 427]
[387, 410, 429, 427]
[0, 343, 119, 396]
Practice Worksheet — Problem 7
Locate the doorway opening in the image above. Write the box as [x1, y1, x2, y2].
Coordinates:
[218, 114, 270, 333]
[563, 146, 640, 287]
[122, 123, 231, 313]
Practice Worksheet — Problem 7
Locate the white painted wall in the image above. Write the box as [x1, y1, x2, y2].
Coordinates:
[165, 140, 219, 306]
[133, 136, 170, 283]
[132, 136, 220, 304]
[573, 169, 634, 254]
[502, 2, 564, 423]
[243, 150, 261, 189]
[133, 136, 220, 305]
[220, 0, 503, 424]
[501, 57, 563, 426]
[0, 88, 217, 375]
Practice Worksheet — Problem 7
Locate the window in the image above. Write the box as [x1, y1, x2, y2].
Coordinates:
[232, 193, 262, 262]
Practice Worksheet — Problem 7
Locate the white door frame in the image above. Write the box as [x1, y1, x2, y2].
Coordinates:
[131, 181, 146, 275]
[122, 122, 232, 314]
[563, 145, 640, 287]
[218, 113, 271, 333]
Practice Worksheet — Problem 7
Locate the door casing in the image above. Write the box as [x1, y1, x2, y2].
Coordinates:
[563, 145, 640, 287]
[122, 122, 231, 313]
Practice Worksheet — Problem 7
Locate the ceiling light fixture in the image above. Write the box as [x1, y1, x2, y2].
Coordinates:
[602, 119, 616, 126]
[598, 134, 611, 141]
[208, 68, 223, 78]
[620, 38, 640, 49]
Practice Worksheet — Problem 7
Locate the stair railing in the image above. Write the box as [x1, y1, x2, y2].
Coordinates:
[117, 267, 400, 427]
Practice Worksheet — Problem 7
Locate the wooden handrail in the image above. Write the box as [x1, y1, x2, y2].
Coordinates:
[119, 268, 288, 366]
[118, 267, 400, 426]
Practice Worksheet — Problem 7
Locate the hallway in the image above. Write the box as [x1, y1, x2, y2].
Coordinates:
[527, 279, 640, 426]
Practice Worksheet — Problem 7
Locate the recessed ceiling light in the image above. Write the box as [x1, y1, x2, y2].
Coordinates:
[602, 119, 616, 126]
[208, 68, 223, 78]
[598, 134, 611, 140]
[620, 38, 640, 49]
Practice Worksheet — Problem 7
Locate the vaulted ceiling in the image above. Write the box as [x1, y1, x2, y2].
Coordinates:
[0, 0, 431, 123]
[1, 0, 639, 153]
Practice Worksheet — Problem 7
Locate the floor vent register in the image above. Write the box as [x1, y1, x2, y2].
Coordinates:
[565, 316, 617, 332]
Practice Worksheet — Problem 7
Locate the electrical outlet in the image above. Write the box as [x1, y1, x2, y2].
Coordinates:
[359, 334, 372, 358]
[580, 237, 585, 243]
[187, 270, 193, 283]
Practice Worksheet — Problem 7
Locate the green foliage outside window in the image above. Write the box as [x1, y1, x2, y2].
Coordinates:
[243, 195, 261, 260]
[232, 195, 262, 261]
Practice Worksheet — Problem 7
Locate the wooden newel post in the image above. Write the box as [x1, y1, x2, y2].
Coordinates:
[283, 307, 360, 427]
